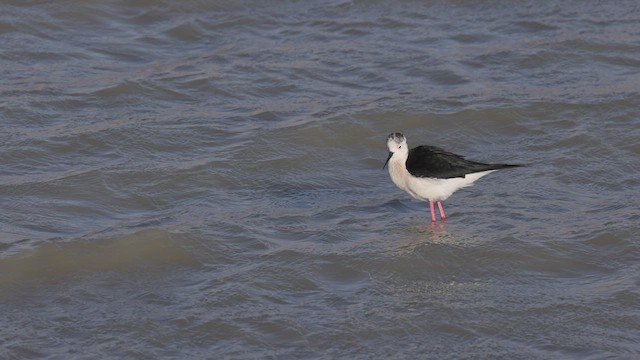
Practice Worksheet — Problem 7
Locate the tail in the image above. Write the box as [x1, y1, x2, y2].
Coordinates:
[489, 163, 524, 170]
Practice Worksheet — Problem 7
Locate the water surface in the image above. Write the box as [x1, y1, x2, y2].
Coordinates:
[1, 0, 639, 358]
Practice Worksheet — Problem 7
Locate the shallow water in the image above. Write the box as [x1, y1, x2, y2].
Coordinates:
[1, 0, 640, 358]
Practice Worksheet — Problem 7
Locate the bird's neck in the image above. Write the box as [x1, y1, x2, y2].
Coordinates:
[387, 153, 409, 189]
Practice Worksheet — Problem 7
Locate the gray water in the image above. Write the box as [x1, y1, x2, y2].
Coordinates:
[1, 0, 640, 358]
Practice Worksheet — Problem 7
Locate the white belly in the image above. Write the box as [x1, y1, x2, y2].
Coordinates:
[388, 158, 494, 201]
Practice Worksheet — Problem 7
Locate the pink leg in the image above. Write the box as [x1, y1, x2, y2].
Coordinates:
[428, 200, 436, 222]
[437, 200, 446, 221]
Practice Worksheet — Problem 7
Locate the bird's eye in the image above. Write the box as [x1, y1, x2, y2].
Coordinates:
[399, 145, 402, 148]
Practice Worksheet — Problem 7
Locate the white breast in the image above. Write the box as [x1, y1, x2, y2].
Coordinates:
[387, 157, 410, 192]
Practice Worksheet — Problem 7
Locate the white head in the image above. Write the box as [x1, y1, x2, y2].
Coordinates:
[384, 132, 408, 168]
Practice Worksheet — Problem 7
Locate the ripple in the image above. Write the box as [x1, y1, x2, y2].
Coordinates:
[0, 229, 200, 288]
[1, 0, 640, 358]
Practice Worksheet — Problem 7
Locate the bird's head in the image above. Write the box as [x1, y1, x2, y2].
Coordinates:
[384, 132, 408, 169]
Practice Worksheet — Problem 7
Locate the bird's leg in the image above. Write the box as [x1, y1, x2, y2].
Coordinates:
[437, 200, 446, 221]
[428, 200, 436, 222]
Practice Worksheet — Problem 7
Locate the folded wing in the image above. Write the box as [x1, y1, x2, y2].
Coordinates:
[406, 145, 519, 179]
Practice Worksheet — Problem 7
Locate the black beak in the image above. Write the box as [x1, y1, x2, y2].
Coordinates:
[383, 151, 393, 169]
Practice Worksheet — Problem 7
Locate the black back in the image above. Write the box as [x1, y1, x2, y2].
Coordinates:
[406, 145, 520, 179]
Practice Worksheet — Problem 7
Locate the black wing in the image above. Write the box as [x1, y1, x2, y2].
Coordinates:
[406, 145, 519, 179]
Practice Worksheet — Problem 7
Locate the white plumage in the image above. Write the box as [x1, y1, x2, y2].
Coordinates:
[383, 132, 520, 222]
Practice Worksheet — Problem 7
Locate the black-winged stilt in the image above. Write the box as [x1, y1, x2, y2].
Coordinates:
[383, 132, 521, 223]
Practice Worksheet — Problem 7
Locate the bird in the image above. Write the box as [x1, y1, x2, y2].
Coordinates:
[383, 132, 521, 223]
